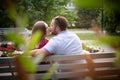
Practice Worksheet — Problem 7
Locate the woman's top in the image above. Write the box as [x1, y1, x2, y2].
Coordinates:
[37, 38, 49, 49]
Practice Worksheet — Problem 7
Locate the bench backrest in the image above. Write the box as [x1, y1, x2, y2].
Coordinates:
[0, 57, 15, 80]
[33, 51, 120, 80]
[0, 51, 120, 80]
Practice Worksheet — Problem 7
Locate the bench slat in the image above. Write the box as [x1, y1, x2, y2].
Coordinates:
[0, 51, 119, 80]
[37, 63, 87, 71]
[43, 54, 84, 61]
[42, 52, 115, 61]
[95, 68, 120, 76]
[0, 66, 15, 73]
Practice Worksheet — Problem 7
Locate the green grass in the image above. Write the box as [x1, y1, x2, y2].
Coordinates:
[76, 33, 97, 40]
[47, 33, 97, 40]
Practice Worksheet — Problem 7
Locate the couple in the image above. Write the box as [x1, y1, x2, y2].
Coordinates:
[31, 16, 83, 57]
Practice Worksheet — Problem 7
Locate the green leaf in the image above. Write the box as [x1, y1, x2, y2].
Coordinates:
[73, 0, 102, 8]
[33, 53, 44, 65]
[6, 33, 24, 46]
[19, 55, 36, 73]
[98, 36, 120, 49]
[26, 31, 42, 52]
[6, 3, 17, 20]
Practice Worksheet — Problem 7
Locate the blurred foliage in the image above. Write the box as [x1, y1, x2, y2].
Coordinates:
[26, 31, 41, 53]
[0, 0, 28, 28]
[73, 0, 120, 35]
[6, 33, 24, 47]
[1, 0, 59, 80]
[98, 36, 120, 51]
[19, 55, 36, 73]
[0, 10, 15, 28]
[75, 8, 100, 28]
[74, 0, 102, 8]
[21, 0, 69, 28]
[0, 0, 70, 29]
[98, 36, 120, 66]
[5, 23, 39, 80]
[103, 2, 120, 35]
[8, 30, 46, 79]
[57, 7, 77, 27]
[0, 0, 15, 28]
[73, 0, 120, 66]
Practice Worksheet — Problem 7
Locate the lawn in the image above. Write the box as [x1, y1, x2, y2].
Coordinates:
[47, 32, 97, 40]
[76, 33, 97, 40]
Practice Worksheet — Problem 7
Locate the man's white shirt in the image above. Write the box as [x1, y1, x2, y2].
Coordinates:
[43, 30, 83, 55]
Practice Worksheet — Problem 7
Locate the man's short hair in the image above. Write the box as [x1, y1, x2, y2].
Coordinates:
[54, 16, 69, 31]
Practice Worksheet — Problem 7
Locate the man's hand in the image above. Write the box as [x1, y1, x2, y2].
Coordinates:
[30, 48, 49, 57]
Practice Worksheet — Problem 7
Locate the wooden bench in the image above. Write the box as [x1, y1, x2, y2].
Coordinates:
[0, 51, 120, 80]
[0, 57, 15, 80]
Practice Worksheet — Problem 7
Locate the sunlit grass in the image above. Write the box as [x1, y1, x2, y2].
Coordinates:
[76, 33, 97, 40]
[47, 32, 97, 40]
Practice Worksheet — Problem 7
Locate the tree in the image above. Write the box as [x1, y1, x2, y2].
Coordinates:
[76, 8, 100, 28]
[0, 0, 69, 29]
[0, 9, 15, 28]
[103, 0, 120, 35]
[0, 0, 15, 28]
[73, 0, 120, 67]
[56, 7, 77, 27]
[73, 0, 120, 35]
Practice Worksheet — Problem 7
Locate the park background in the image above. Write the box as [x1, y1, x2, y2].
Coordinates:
[0, 0, 120, 80]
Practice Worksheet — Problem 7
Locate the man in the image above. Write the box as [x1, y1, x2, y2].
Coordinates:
[31, 16, 83, 57]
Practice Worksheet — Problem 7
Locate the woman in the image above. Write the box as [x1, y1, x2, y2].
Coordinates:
[32, 21, 49, 49]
